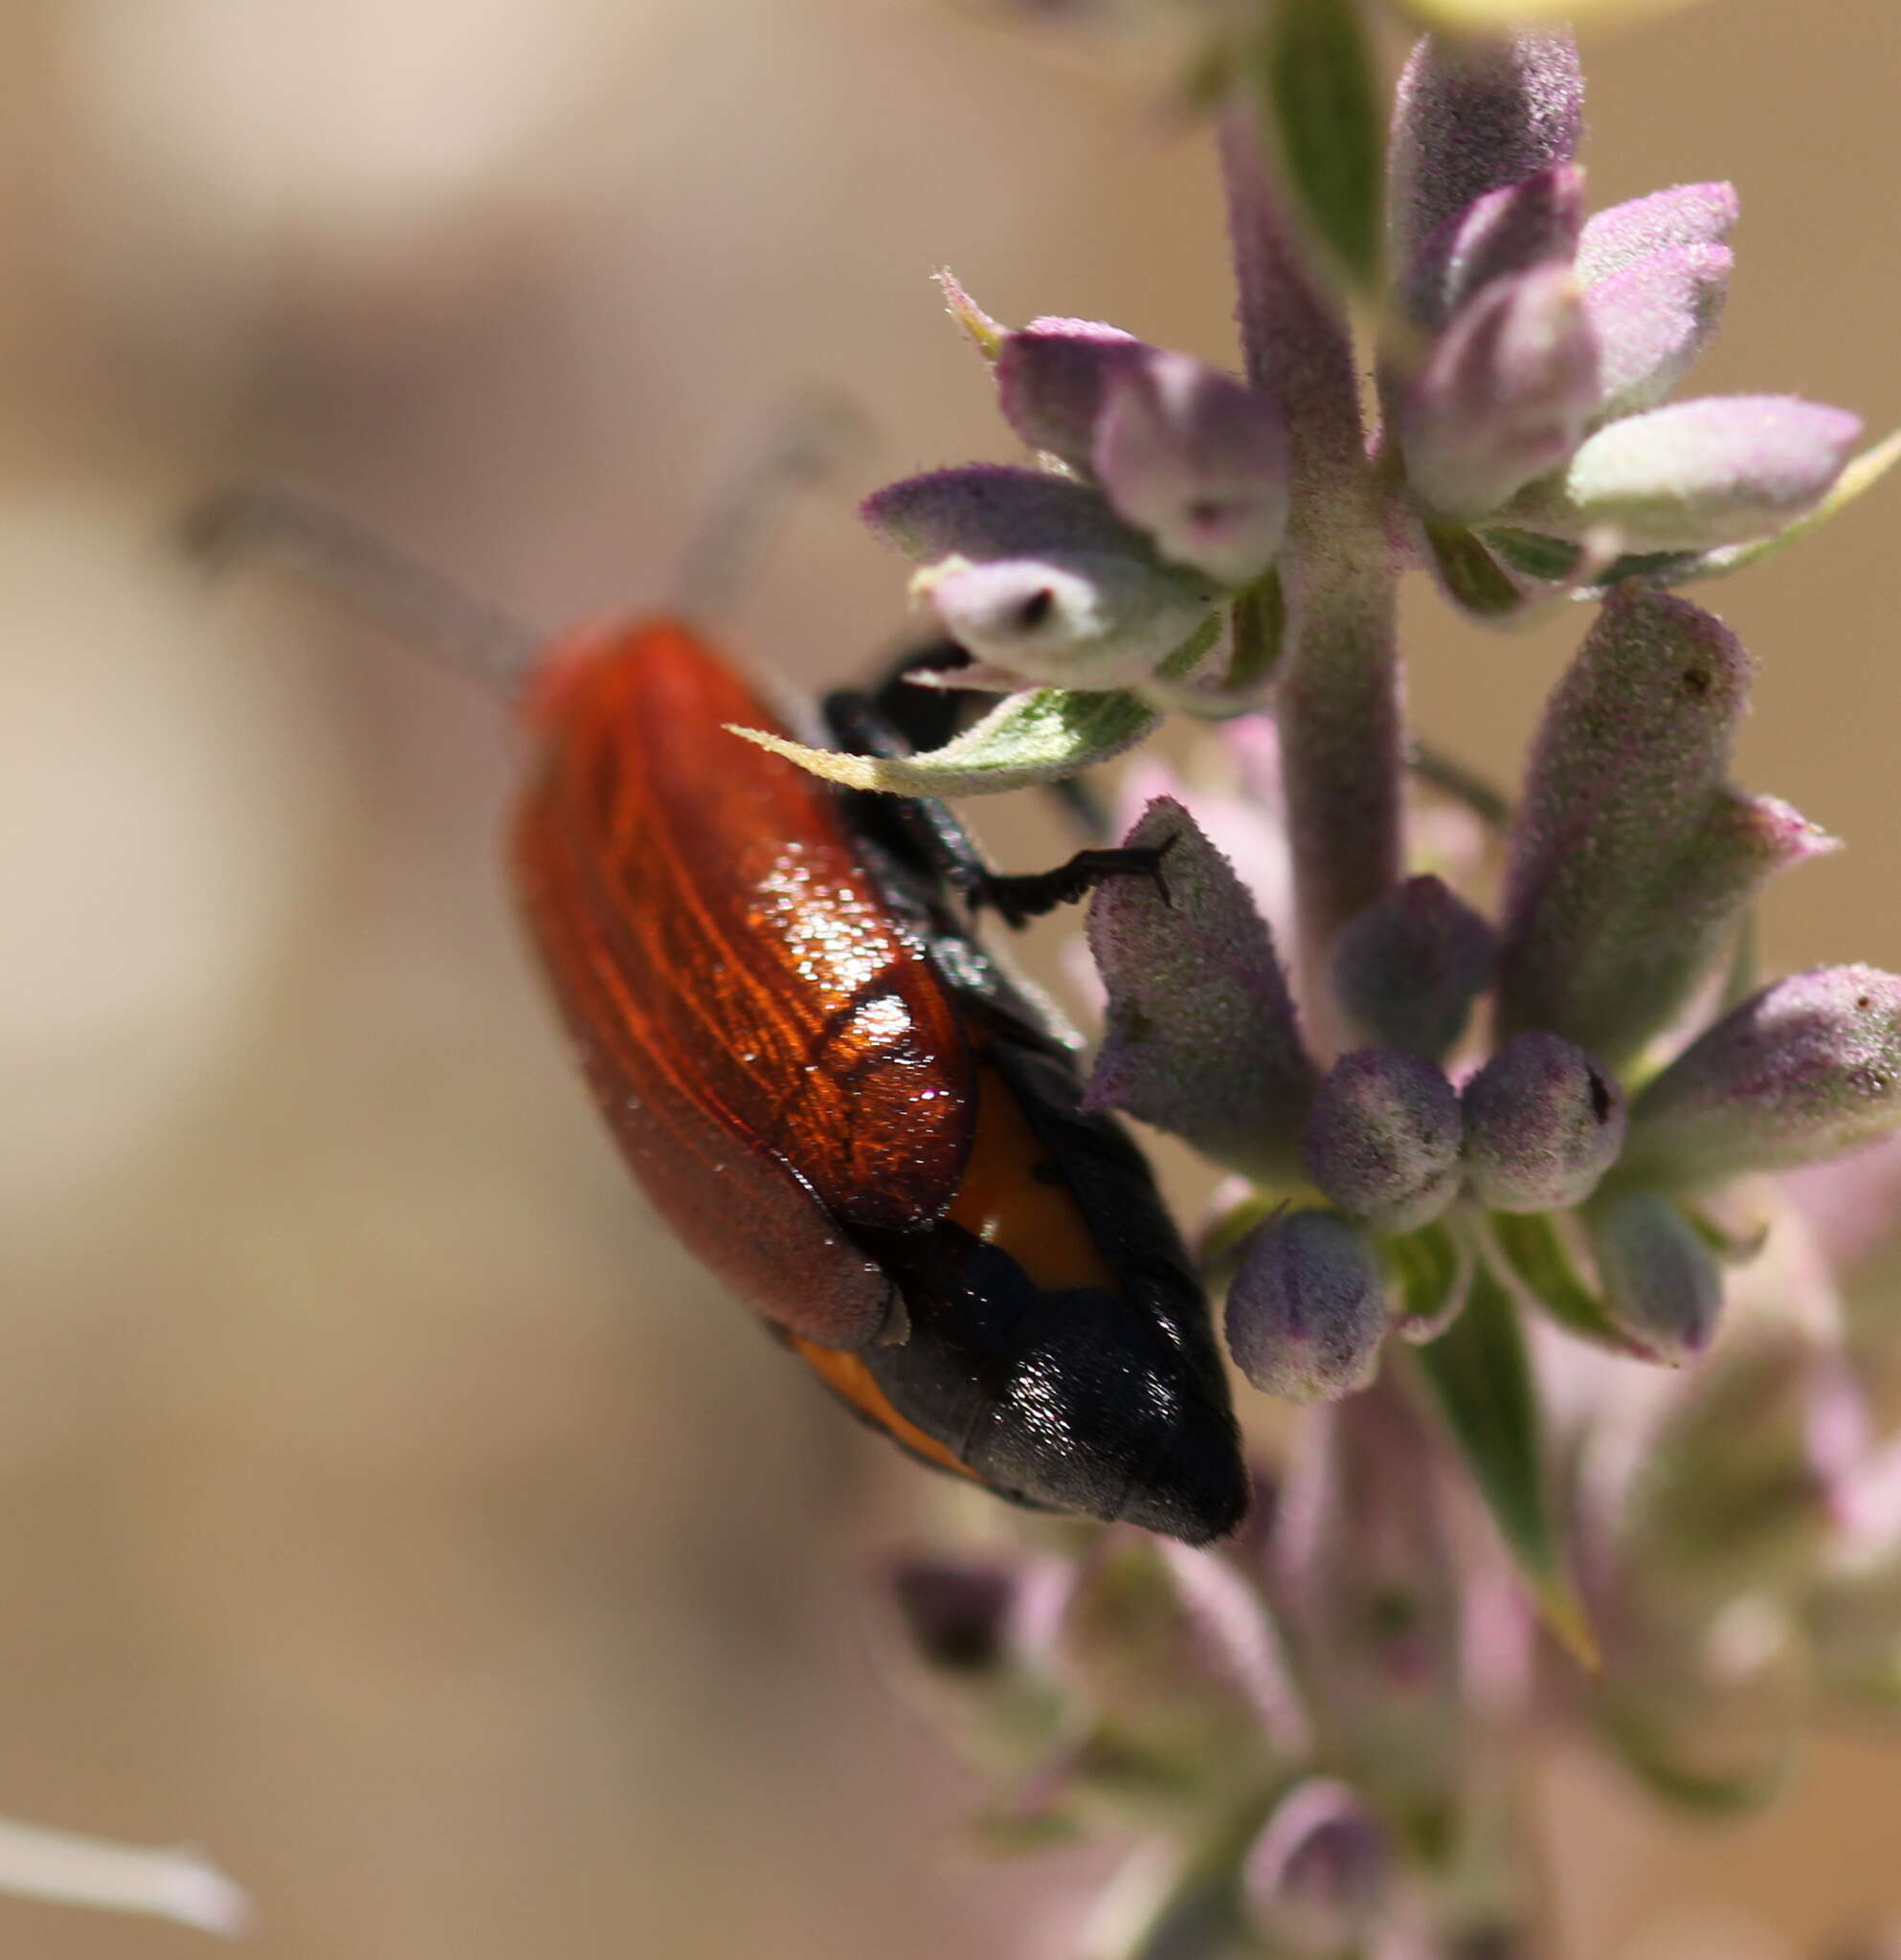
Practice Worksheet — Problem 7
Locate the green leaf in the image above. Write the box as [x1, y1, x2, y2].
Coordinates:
[1479, 525, 1587, 585]
[1424, 521, 1532, 620]
[1384, 1218, 1471, 1342]
[1487, 1212, 1650, 1358]
[1226, 570, 1286, 694]
[1133, 591, 1286, 721]
[1413, 1259, 1599, 1669]
[1582, 547, 1707, 589]
[728, 685, 1161, 799]
[1252, 0, 1384, 296]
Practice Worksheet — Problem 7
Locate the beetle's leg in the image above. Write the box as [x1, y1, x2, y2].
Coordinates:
[823, 683, 1172, 930]
[861, 640, 971, 754]
[975, 839, 1175, 927]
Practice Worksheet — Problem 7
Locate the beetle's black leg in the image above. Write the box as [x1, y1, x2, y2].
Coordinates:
[824, 680, 1174, 930]
[861, 639, 971, 753]
[976, 839, 1175, 928]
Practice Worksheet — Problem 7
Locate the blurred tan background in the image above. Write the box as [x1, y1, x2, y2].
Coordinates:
[3, 2, 1900, 1954]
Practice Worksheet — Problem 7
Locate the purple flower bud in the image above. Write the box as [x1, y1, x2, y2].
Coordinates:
[1584, 242, 1732, 421]
[1533, 789, 1830, 1078]
[1388, 32, 1584, 279]
[1225, 1211, 1387, 1402]
[1401, 163, 1586, 333]
[995, 322, 1143, 470]
[1086, 798, 1319, 1181]
[873, 1550, 1077, 1776]
[1092, 353, 1289, 587]
[1463, 1033, 1626, 1213]
[1400, 264, 1600, 523]
[886, 1555, 1030, 1676]
[1624, 967, 1901, 1182]
[1635, 781, 1836, 951]
[1574, 182, 1740, 287]
[1498, 586, 1757, 1065]
[1330, 874, 1498, 1059]
[1303, 1050, 1463, 1235]
[1243, 1778, 1392, 1955]
[1527, 395, 1864, 550]
[918, 549, 1218, 690]
[863, 464, 1220, 687]
[1583, 1188, 1724, 1362]
[863, 461, 1144, 564]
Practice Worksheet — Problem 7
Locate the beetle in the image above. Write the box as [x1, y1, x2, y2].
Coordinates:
[190, 488, 1249, 1544]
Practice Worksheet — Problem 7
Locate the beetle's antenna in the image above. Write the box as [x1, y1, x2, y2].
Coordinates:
[667, 390, 872, 622]
[181, 479, 544, 695]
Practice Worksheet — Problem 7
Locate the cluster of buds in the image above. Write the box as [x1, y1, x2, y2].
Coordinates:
[767, 1, 1901, 1952]
[1383, 33, 1864, 613]
[1090, 584, 1901, 1396]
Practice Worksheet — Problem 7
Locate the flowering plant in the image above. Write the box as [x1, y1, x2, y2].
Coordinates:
[749, 4, 1901, 1953]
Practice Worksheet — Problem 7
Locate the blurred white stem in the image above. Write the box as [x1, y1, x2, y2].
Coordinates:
[0, 1815, 250, 1936]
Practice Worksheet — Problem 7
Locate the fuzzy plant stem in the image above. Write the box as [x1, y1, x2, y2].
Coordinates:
[1219, 99, 1403, 1036]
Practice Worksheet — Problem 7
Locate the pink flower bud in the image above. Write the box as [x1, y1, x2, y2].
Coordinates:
[1225, 1211, 1387, 1402]
[995, 320, 1143, 470]
[1400, 264, 1599, 523]
[919, 549, 1217, 690]
[1085, 798, 1318, 1182]
[1302, 1049, 1463, 1235]
[1389, 31, 1584, 280]
[1584, 242, 1732, 421]
[1330, 874, 1497, 1059]
[1498, 587, 1760, 1067]
[1400, 162, 1586, 332]
[1464, 1033, 1626, 1213]
[1625, 967, 1901, 1182]
[1583, 1188, 1724, 1362]
[863, 460, 1143, 563]
[1529, 394, 1863, 550]
[1093, 352, 1288, 587]
[1244, 1778, 1392, 1955]
[1574, 182, 1739, 287]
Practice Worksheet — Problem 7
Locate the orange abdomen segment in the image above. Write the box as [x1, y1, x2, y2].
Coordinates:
[511, 618, 974, 1348]
[786, 1337, 979, 1482]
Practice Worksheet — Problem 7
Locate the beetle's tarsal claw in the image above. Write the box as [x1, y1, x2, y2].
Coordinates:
[978, 844, 1175, 928]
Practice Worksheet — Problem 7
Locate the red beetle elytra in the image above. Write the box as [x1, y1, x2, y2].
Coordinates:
[193, 489, 1248, 1545]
